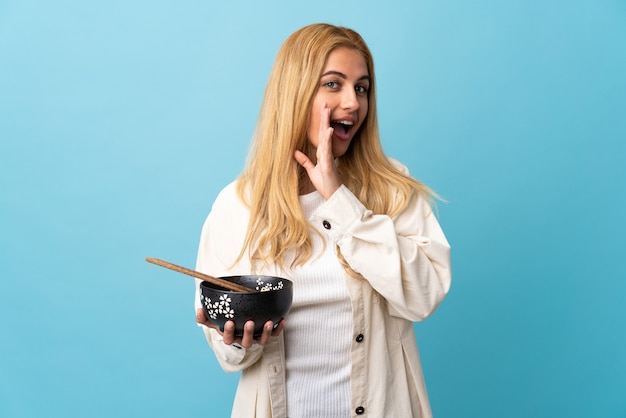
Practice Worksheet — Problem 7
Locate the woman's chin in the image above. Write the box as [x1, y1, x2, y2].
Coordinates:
[332, 141, 352, 158]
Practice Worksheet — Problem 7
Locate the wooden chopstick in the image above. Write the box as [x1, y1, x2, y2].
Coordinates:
[145, 257, 255, 293]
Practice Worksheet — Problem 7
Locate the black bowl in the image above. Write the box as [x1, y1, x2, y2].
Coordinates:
[199, 275, 293, 337]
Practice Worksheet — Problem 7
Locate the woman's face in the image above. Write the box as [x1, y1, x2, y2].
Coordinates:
[307, 47, 370, 160]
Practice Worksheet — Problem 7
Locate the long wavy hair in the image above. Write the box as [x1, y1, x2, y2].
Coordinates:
[236, 23, 433, 273]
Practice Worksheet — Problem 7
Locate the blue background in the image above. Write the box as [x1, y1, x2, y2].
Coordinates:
[1, 1, 625, 417]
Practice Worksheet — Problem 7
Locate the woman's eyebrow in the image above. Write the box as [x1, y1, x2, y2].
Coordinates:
[321, 70, 370, 82]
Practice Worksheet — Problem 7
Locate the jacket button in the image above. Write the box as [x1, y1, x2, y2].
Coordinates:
[322, 220, 331, 229]
[356, 334, 364, 343]
[355, 406, 365, 414]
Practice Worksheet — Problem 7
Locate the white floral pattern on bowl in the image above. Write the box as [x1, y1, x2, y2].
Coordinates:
[255, 277, 284, 292]
[200, 294, 235, 320]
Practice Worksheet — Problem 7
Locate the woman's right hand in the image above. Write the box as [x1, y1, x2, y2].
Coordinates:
[196, 308, 285, 348]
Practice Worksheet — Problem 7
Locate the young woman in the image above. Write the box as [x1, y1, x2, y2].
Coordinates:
[195, 23, 451, 418]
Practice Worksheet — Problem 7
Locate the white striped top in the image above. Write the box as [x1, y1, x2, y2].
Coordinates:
[284, 190, 353, 418]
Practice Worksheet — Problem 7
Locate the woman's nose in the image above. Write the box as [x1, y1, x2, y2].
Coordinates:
[341, 87, 359, 111]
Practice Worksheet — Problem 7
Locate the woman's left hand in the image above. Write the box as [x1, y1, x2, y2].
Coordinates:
[196, 308, 285, 348]
[294, 102, 342, 200]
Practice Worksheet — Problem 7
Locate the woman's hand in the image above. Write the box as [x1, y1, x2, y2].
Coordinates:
[294, 102, 342, 200]
[196, 308, 285, 348]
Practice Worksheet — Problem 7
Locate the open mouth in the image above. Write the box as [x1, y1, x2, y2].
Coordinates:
[330, 120, 354, 139]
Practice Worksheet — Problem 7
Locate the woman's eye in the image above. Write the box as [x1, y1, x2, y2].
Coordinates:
[355, 85, 368, 94]
[325, 81, 339, 89]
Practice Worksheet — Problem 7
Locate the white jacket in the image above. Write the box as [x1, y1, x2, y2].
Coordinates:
[195, 167, 451, 418]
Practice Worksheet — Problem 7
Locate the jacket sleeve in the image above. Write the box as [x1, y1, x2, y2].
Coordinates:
[311, 182, 451, 322]
[193, 184, 265, 372]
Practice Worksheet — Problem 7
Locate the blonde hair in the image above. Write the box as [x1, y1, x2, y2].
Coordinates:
[236, 23, 433, 272]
